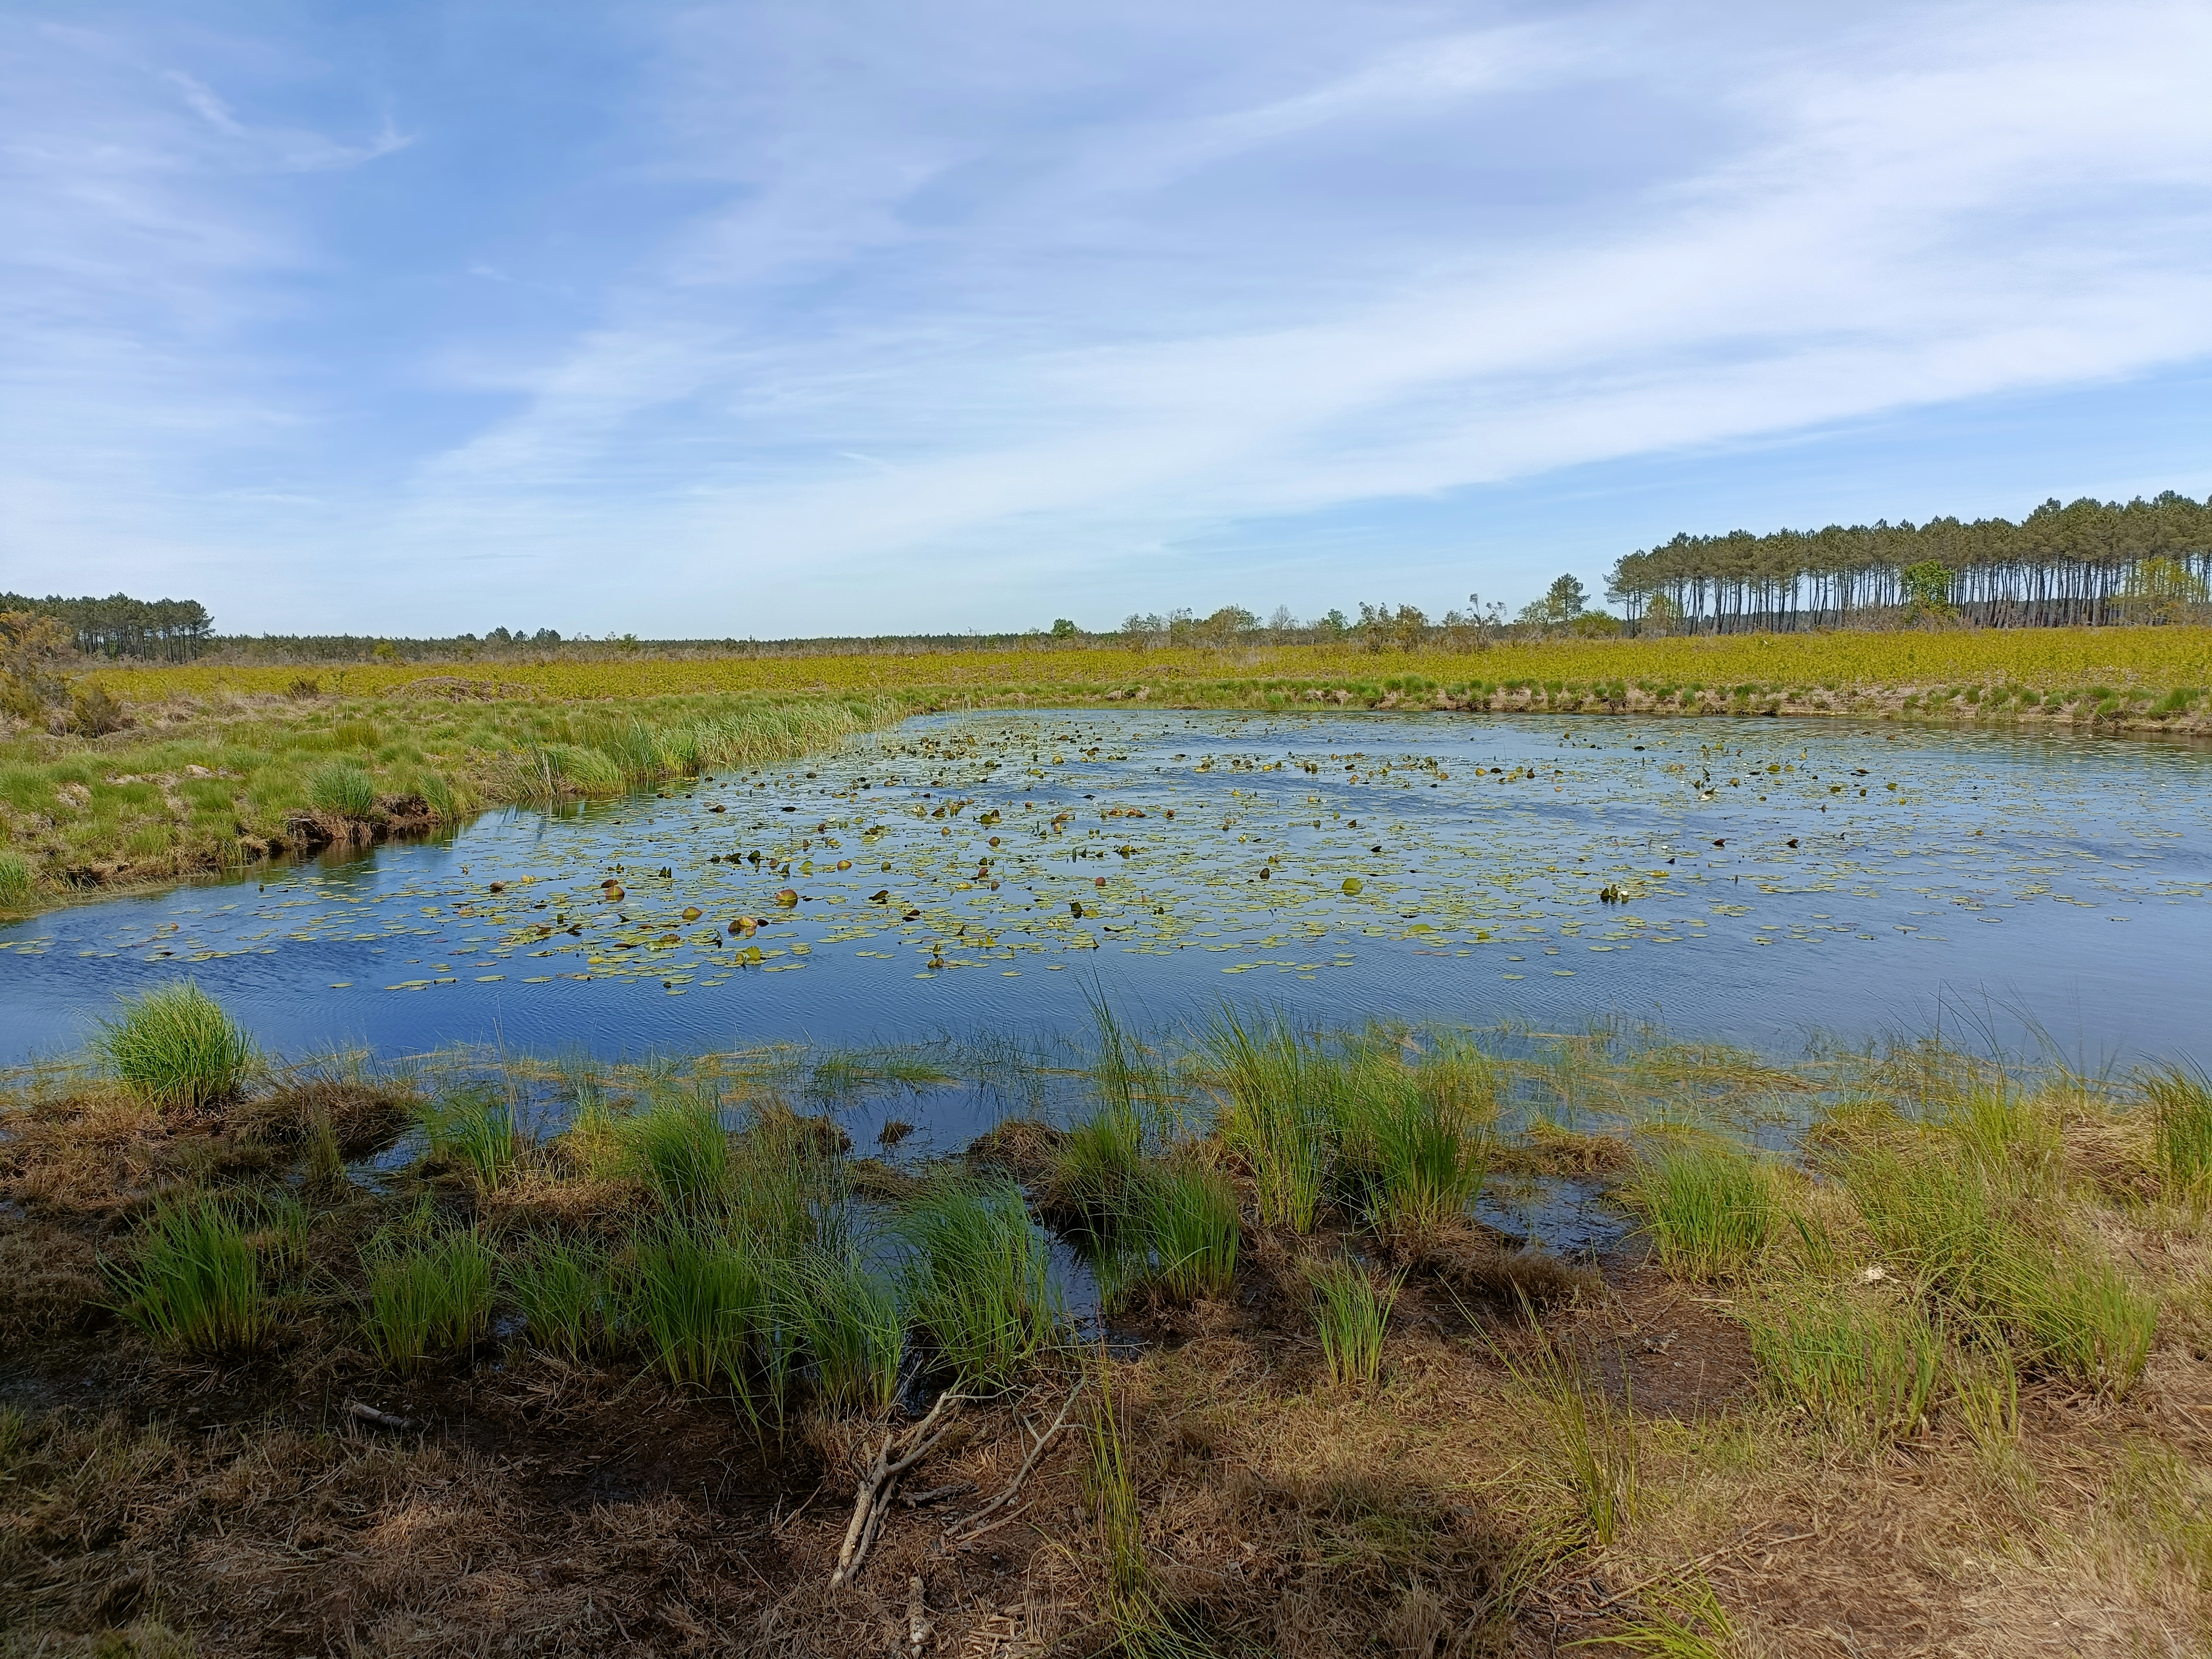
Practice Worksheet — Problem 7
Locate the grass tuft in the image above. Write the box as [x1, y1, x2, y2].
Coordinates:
[504, 1235, 610, 1359]
[2147, 1064, 2212, 1200]
[1624, 1142, 1778, 1280]
[305, 761, 380, 818]
[1136, 1159, 1241, 1303]
[418, 1083, 520, 1190]
[363, 1225, 496, 1374]
[107, 1193, 270, 1355]
[1307, 1256, 1398, 1388]
[1745, 1289, 1940, 1443]
[788, 1250, 904, 1416]
[95, 982, 258, 1114]
[0, 850, 32, 910]
[899, 1180, 1062, 1388]
[624, 1224, 781, 1416]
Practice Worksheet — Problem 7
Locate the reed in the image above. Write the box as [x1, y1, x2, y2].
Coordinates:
[898, 1180, 1063, 1387]
[1624, 1141, 1778, 1280]
[94, 982, 258, 1113]
[363, 1227, 496, 1374]
[1307, 1257, 1398, 1388]
[107, 1194, 270, 1355]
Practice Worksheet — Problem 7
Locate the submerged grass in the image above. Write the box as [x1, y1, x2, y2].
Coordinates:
[94, 982, 258, 1114]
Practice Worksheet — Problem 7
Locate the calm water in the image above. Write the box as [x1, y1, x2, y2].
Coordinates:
[4, 711, 2208, 1072]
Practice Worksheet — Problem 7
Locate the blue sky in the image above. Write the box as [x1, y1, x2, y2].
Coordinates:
[3, 1, 2209, 639]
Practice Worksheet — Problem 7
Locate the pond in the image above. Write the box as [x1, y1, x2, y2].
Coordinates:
[4, 711, 2209, 1073]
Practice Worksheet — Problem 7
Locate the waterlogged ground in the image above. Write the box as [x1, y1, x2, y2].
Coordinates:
[3, 711, 2209, 1071]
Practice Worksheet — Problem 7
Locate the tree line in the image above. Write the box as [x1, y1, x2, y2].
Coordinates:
[1603, 492, 2212, 633]
[0, 593, 215, 662]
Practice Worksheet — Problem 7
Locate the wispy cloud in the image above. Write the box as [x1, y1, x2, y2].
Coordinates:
[2, 1, 2207, 633]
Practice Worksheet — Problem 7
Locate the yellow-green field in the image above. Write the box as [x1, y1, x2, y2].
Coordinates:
[0, 626, 2204, 914]
[80, 625, 2212, 712]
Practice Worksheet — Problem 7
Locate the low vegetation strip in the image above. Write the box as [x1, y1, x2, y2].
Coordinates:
[0, 691, 898, 910]
[1, 1002, 2207, 1654]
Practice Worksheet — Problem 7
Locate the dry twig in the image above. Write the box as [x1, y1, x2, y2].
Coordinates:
[947, 1377, 1084, 1545]
[830, 1391, 967, 1590]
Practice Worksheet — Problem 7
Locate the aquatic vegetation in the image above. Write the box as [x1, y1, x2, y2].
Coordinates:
[898, 1179, 1063, 1387]
[363, 1226, 496, 1374]
[1622, 1142, 1779, 1281]
[106, 1194, 270, 1355]
[1048, 1105, 1146, 1232]
[1500, 1318, 1640, 1547]
[305, 761, 379, 818]
[94, 982, 258, 1113]
[1208, 1012, 1333, 1233]
[619, 1091, 730, 1214]
[1307, 1256, 1398, 1388]
[417, 1083, 520, 1190]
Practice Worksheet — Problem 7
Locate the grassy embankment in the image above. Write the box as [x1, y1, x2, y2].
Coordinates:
[2, 625, 2206, 916]
[3, 992, 2209, 1655]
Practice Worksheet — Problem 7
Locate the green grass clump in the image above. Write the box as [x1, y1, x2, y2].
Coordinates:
[1050, 1105, 1145, 1230]
[788, 1251, 904, 1416]
[1502, 1321, 1639, 1547]
[1135, 1160, 1241, 1303]
[305, 761, 380, 818]
[505, 1235, 610, 1359]
[0, 851, 32, 910]
[1307, 1257, 1398, 1388]
[899, 1180, 1062, 1388]
[364, 1227, 496, 1374]
[626, 1226, 776, 1408]
[2147, 1065, 2212, 1200]
[1349, 1089, 1490, 1236]
[1625, 1142, 1778, 1280]
[1745, 1291, 1940, 1443]
[1209, 1012, 1331, 1232]
[1992, 1250, 2158, 1394]
[419, 1084, 520, 1189]
[620, 1093, 731, 1215]
[107, 1194, 270, 1355]
[95, 982, 258, 1113]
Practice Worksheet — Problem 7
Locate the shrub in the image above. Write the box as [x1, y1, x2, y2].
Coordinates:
[107, 1194, 270, 1355]
[899, 1180, 1062, 1388]
[364, 1228, 496, 1374]
[95, 982, 258, 1113]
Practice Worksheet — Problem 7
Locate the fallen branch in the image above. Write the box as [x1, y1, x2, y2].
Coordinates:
[345, 1401, 415, 1431]
[896, 1481, 976, 1508]
[830, 1392, 967, 1590]
[946, 1377, 1083, 1544]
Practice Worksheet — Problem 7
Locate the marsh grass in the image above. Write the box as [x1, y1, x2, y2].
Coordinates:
[107, 1193, 270, 1355]
[1307, 1256, 1398, 1388]
[1135, 1159, 1240, 1303]
[1604, 1572, 1738, 1659]
[1049, 1105, 1145, 1232]
[2147, 1064, 2212, 1200]
[619, 1091, 730, 1214]
[1624, 1141, 1779, 1280]
[418, 1084, 520, 1190]
[624, 1224, 781, 1416]
[1355, 1090, 1490, 1238]
[364, 1225, 496, 1374]
[787, 1250, 903, 1416]
[0, 850, 31, 910]
[505, 1235, 610, 1359]
[1502, 1318, 1639, 1547]
[899, 1180, 1062, 1388]
[95, 982, 257, 1114]
[1744, 1289, 1940, 1443]
[304, 761, 379, 818]
[1208, 1012, 1330, 1232]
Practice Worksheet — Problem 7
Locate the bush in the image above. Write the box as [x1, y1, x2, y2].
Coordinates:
[95, 982, 258, 1113]
[107, 1194, 270, 1355]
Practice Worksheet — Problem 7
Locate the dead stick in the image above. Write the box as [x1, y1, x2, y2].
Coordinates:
[830, 1392, 965, 1590]
[947, 1377, 1083, 1541]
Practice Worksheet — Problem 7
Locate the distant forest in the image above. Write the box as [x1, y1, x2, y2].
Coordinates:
[11, 492, 2210, 661]
[1603, 492, 2212, 633]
